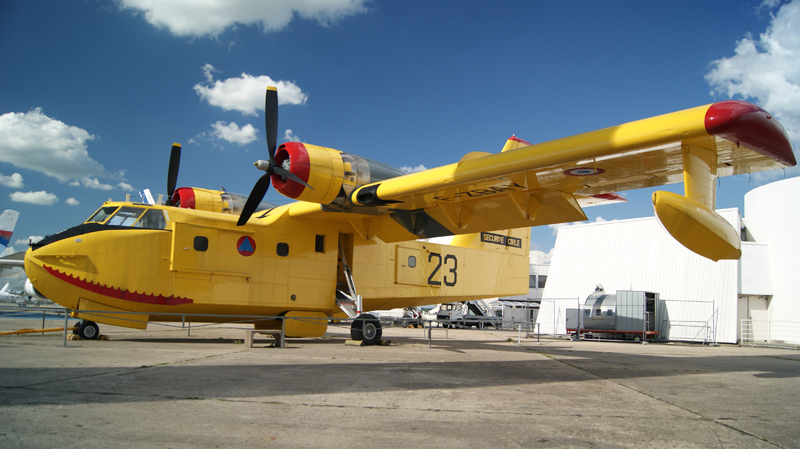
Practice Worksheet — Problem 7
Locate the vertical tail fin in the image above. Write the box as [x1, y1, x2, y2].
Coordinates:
[1, 283, 9, 294]
[0, 210, 20, 249]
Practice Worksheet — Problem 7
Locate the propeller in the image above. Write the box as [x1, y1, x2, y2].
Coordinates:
[165, 143, 181, 206]
[237, 87, 313, 226]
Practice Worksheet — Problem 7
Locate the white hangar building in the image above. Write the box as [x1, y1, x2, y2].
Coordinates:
[536, 177, 799, 345]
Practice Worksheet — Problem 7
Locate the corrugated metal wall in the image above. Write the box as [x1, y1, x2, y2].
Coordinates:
[537, 209, 740, 343]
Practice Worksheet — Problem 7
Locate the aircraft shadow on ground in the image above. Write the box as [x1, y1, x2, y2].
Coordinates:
[1, 337, 799, 408]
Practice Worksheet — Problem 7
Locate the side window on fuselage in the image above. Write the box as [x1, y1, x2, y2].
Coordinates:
[135, 209, 167, 229]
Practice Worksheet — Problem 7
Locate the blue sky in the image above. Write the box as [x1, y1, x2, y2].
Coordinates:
[2, 0, 799, 265]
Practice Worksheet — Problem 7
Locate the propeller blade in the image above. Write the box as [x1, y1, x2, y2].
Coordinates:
[166, 143, 181, 206]
[265, 86, 278, 161]
[237, 173, 272, 226]
[272, 165, 315, 191]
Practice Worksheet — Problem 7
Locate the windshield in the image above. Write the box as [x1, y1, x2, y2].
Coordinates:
[86, 206, 119, 224]
[89, 206, 169, 230]
[107, 207, 145, 226]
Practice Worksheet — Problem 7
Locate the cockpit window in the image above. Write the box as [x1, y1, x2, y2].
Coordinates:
[86, 206, 119, 224]
[135, 209, 167, 230]
[107, 207, 146, 227]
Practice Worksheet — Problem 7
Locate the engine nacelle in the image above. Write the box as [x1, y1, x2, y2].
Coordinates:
[271, 142, 406, 205]
[171, 187, 275, 215]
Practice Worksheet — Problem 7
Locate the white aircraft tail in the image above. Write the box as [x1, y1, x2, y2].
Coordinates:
[1, 283, 9, 293]
[0, 210, 20, 249]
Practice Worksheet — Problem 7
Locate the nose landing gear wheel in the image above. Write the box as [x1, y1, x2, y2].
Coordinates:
[74, 320, 100, 340]
[350, 314, 382, 345]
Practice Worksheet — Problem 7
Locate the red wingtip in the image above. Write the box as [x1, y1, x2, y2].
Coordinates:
[705, 101, 796, 167]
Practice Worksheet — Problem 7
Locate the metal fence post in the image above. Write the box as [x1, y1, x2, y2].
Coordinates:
[428, 320, 432, 348]
[63, 309, 69, 347]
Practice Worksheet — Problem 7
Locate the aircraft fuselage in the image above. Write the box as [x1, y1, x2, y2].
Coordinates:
[24, 201, 529, 333]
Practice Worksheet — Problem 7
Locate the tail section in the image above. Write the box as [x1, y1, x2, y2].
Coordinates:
[0, 210, 20, 249]
[1, 283, 9, 294]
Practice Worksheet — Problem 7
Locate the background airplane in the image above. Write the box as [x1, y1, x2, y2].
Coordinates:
[0, 283, 23, 303]
[0, 210, 24, 279]
[0, 210, 19, 252]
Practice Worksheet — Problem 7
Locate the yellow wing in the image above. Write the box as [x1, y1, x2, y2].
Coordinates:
[293, 101, 794, 260]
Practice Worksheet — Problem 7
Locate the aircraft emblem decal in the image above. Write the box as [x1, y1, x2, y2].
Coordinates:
[564, 167, 605, 176]
[0, 230, 11, 247]
[43, 265, 193, 306]
[237, 236, 256, 257]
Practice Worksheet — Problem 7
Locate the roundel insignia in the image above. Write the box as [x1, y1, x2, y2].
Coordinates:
[237, 236, 256, 257]
[564, 167, 605, 176]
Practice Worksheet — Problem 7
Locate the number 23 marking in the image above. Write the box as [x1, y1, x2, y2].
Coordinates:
[427, 253, 457, 287]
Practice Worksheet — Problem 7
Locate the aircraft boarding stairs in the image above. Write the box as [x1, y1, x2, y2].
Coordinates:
[467, 299, 494, 318]
[335, 244, 361, 319]
[335, 292, 358, 319]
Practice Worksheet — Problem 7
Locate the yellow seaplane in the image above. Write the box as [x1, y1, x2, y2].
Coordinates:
[24, 87, 796, 343]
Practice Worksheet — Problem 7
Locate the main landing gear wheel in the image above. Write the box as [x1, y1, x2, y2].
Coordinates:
[74, 320, 100, 340]
[350, 314, 382, 345]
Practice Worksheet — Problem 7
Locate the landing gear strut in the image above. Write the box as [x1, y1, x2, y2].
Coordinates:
[73, 320, 100, 340]
[350, 314, 382, 345]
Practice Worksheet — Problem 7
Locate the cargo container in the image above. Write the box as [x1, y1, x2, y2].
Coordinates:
[566, 286, 659, 340]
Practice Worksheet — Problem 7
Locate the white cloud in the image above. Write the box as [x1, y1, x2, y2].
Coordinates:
[211, 121, 258, 144]
[117, 182, 135, 192]
[77, 177, 114, 190]
[284, 129, 301, 142]
[9, 191, 58, 205]
[401, 164, 428, 174]
[0, 108, 106, 183]
[119, 0, 369, 38]
[195, 64, 308, 115]
[529, 248, 554, 265]
[16, 236, 43, 245]
[0, 173, 23, 188]
[705, 0, 800, 171]
[65, 198, 80, 206]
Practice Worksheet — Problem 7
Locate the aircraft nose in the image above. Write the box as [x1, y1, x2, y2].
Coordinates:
[31, 223, 103, 250]
[25, 231, 88, 310]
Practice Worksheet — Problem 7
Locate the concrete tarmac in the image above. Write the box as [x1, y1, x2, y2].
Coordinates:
[1, 318, 799, 448]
